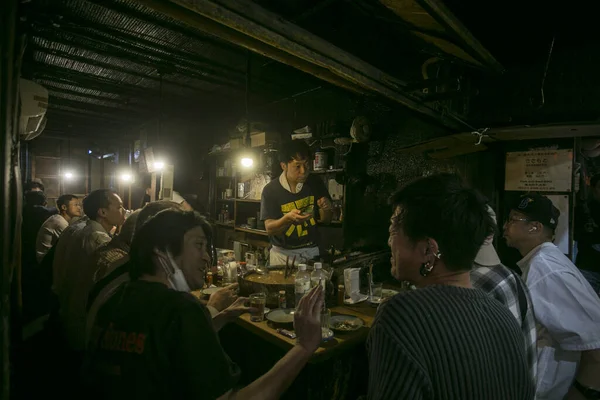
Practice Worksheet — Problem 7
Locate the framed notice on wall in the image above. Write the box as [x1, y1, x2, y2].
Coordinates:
[505, 149, 573, 192]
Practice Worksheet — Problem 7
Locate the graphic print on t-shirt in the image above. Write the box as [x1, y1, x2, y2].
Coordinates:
[282, 196, 316, 238]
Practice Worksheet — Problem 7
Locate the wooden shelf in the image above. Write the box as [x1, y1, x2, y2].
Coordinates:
[235, 227, 269, 236]
[216, 198, 234, 202]
[312, 168, 344, 174]
[236, 198, 261, 203]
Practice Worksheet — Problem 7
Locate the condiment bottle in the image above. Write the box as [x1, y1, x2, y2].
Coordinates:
[278, 290, 287, 309]
[215, 265, 223, 286]
[338, 284, 345, 305]
[206, 272, 213, 286]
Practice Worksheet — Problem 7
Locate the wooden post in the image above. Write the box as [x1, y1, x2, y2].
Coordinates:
[409, 0, 504, 73]
[128, 183, 132, 210]
[150, 172, 157, 202]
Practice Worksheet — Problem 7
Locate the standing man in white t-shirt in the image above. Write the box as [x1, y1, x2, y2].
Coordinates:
[35, 194, 82, 263]
[504, 193, 600, 400]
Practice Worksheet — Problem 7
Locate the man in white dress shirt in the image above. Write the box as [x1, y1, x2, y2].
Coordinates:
[35, 194, 82, 263]
[504, 193, 600, 400]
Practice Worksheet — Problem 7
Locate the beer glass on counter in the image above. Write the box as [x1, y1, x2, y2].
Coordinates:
[249, 292, 266, 322]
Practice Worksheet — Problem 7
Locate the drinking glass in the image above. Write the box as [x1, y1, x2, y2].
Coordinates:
[320, 308, 331, 334]
[370, 282, 383, 302]
[249, 293, 266, 322]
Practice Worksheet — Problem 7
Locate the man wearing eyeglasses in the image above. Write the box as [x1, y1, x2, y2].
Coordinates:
[504, 193, 600, 400]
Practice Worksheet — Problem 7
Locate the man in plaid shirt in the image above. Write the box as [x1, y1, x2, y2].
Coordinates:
[471, 206, 537, 386]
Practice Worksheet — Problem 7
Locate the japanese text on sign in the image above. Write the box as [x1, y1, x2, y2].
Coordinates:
[505, 149, 572, 192]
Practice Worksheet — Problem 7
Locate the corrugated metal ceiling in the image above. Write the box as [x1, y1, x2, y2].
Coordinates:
[23, 0, 324, 141]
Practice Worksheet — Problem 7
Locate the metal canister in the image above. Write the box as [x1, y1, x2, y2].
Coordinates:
[314, 151, 327, 171]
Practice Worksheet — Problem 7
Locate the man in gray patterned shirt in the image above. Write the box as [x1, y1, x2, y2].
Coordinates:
[471, 205, 537, 386]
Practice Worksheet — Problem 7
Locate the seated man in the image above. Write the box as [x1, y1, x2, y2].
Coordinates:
[368, 173, 534, 399]
[504, 193, 600, 399]
[59, 189, 126, 352]
[85, 209, 324, 399]
[471, 205, 537, 385]
[93, 209, 140, 282]
[36, 194, 82, 263]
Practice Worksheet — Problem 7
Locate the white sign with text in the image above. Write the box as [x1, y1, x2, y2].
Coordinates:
[505, 149, 572, 192]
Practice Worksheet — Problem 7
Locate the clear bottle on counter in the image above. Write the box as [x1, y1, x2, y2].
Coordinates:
[215, 264, 224, 286]
[310, 262, 327, 291]
[294, 264, 310, 308]
[278, 290, 287, 309]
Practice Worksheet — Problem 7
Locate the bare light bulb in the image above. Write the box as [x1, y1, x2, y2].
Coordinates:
[64, 172, 74, 179]
[240, 157, 254, 168]
[153, 161, 165, 171]
[120, 173, 132, 182]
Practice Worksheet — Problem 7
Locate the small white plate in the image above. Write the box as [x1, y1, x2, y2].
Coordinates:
[266, 308, 295, 324]
[343, 293, 368, 305]
[330, 315, 364, 332]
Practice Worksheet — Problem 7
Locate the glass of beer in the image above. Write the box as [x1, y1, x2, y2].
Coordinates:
[249, 293, 266, 322]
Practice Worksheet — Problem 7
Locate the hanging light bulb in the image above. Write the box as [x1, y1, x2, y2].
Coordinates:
[240, 157, 254, 168]
[64, 171, 74, 179]
[120, 173, 133, 182]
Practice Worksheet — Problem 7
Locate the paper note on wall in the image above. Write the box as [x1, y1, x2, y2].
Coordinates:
[546, 194, 570, 255]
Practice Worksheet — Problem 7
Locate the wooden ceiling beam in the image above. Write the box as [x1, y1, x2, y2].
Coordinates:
[132, 0, 367, 95]
[49, 100, 142, 122]
[134, 0, 468, 130]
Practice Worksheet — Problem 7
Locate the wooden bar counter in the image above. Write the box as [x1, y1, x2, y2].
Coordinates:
[193, 280, 405, 399]
[220, 302, 377, 399]
[234, 303, 376, 364]
[192, 287, 381, 400]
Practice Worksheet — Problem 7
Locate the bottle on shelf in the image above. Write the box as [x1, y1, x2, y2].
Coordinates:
[278, 290, 287, 309]
[294, 264, 311, 308]
[223, 205, 230, 223]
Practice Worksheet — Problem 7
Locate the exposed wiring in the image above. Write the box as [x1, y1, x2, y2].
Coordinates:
[537, 36, 555, 110]
[343, 142, 353, 155]
[471, 128, 490, 145]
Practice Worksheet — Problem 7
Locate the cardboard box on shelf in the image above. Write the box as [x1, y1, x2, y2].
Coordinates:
[230, 138, 243, 149]
[251, 131, 279, 147]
